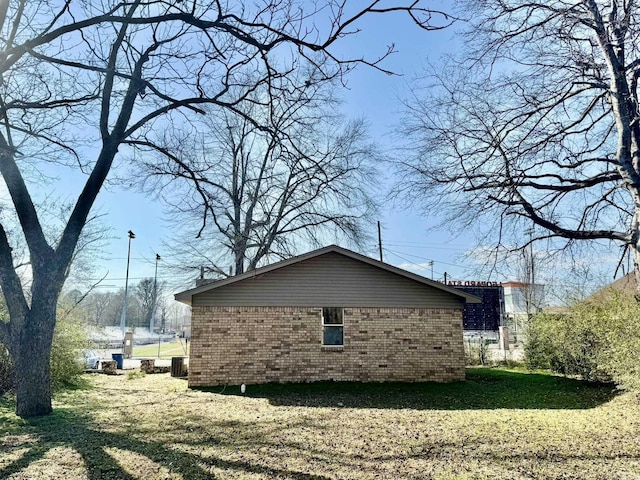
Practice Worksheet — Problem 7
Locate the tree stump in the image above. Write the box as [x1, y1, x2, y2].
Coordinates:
[102, 360, 117, 375]
[140, 359, 155, 374]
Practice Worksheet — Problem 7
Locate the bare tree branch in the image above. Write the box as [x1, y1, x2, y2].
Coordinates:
[141, 82, 379, 277]
[396, 0, 640, 285]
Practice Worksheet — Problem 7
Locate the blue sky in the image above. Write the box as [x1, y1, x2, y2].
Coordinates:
[5, 0, 619, 317]
[45, 2, 620, 305]
[78, 5, 483, 297]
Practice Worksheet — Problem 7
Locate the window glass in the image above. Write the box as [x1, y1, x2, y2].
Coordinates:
[322, 307, 343, 346]
[323, 326, 343, 345]
[322, 307, 342, 324]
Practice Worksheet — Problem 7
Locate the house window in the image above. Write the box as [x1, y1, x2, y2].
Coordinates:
[322, 307, 343, 346]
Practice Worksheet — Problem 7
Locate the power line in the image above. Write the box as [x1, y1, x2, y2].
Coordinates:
[383, 246, 471, 270]
[107, 257, 156, 261]
[383, 248, 449, 280]
[383, 241, 470, 251]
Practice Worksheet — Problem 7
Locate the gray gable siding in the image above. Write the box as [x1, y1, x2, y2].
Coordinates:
[192, 252, 463, 308]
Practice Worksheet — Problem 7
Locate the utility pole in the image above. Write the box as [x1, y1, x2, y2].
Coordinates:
[524, 227, 535, 316]
[377, 221, 383, 262]
[529, 233, 535, 288]
[120, 230, 135, 337]
[150, 253, 160, 333]
[428, 260, 434, 279]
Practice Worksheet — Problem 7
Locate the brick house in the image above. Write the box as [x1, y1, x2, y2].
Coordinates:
[175, 245, 480, 387]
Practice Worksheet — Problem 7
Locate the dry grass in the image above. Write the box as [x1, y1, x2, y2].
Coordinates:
[1, 368, 639, 479]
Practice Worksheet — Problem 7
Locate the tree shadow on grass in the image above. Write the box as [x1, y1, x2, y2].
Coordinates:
[0, 401, 331, 480]
[204, 368, 619, 410]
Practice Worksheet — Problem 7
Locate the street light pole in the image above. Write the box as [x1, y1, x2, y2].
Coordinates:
[150, 253, 160, 333]
[119, 230, 135, 337]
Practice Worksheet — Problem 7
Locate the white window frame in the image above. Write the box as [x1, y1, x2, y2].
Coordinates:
[321, 307, 344, 347]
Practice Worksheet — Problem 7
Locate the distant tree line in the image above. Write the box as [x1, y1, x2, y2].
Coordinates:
[75, 278, 170, 332]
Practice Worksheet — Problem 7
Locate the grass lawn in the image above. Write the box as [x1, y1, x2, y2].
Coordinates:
[1, 368, 639, 479]
[132, 339, 189, 358]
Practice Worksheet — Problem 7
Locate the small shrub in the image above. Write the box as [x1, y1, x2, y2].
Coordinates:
[525, 312, 607, 381]
[594, 294, 640, 391]
[127, 370, 146, 380]
[525, 290, 640, 389]
[0, 343, 14, 395]
[50, 304, 89, 390]
[524, 313, 556, 370]
[465, 338, 491, 366]
[495, 353, 524, 369]
[0, 297, 90, 394]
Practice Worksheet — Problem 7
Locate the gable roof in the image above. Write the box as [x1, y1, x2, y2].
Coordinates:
[583, 273, 636, 304]
[175, 245, 481, 306]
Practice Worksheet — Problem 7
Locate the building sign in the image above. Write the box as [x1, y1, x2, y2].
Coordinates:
[447, 280, 501, 287]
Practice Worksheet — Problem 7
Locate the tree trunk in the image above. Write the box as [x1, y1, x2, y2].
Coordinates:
[234, 244, 245, 275]
[6, 279, 59, 418]
[634, 242, 640, 302]
[12, 309, 56, 417]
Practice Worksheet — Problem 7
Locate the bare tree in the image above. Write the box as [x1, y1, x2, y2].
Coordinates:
[0, 0, 450, 417]
[143, 77, 378, 277]
[396, 0, 640, 291]
[81, 291, 119, 327]
[516, 247, 544, 316]
[134, 277, 165, 330]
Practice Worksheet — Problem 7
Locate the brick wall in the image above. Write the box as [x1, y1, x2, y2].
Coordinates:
[188, 306, 465, 387]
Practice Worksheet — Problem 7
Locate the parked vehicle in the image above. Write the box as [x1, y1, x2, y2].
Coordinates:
[82, 349, 100, 370]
